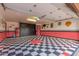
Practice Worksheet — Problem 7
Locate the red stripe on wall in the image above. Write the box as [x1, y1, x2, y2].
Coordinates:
[36, 25, 41, 36]
[0, 32, 6, 42]
[36, 25, 79, 40]
[6, 32, 15, 38]
[0, 28, 20, 42]
[0, 31, 16, 42]
[15, 28, 20, 37]
[40, 31, 79, 40]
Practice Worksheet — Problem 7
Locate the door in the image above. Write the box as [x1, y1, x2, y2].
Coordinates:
[20, 23, 36, 36]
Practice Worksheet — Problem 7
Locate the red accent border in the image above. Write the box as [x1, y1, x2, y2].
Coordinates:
[40, 31, 79, 40]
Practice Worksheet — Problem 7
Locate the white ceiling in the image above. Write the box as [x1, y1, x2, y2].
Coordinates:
[3, 3, 78, 24]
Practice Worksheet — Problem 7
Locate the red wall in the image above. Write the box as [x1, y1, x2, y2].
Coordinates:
[0, 31, 15, 42]
[41, 31, 79, 40]
[0, 28, 20, 42]
[0, 32, 6, 42]
[36, 25, 41, 36]
[36, 25, 79, 40]
[6, 32, 15, 38]
[15, 28, 20, 37]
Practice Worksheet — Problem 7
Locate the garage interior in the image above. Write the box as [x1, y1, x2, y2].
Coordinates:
[0, 3, 79, 56]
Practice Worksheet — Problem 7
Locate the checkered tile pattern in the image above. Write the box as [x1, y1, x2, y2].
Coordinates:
[0, 36, 36, 46]
[0, 36, 79, 56]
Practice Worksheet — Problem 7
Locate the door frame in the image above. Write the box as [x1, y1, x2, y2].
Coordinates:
[20, 23, 36, 37]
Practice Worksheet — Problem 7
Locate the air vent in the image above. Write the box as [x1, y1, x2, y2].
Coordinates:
[40, 15, 47, 18]
[57, 8, 61, 10]
[50, 12, 53, 14]
[33, 4, 37, 7]
[29, 9, 32, 12]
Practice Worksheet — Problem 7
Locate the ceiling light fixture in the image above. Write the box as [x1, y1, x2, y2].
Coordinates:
[27, 16, 40, 22]
[27, 18, 37, 22]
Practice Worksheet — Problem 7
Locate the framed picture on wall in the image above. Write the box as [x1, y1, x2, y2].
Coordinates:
[42, 24, 46, 29]
[50, 23, 53, 28]
[46, 24, 49, 28]
[58, 22, 61, 26]
[65, 21, 72, 27]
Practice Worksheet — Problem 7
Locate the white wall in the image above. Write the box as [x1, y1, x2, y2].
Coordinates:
[6, 21, 19, 31]
[0, 4, 19, 31]
[0, 4, 5, 31]
[41, 18, 79, 31]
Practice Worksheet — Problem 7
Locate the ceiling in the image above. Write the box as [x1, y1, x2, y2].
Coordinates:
[66, 3, 79, 16]
[2, 3, 78, 24]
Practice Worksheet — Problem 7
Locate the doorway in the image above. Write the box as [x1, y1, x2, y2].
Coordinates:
[20, 23, 36, 36]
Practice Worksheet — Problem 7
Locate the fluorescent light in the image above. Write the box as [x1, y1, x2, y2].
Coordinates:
[34, 17, 40, 20]
[27, 16, 40, 22]
[27, 18, 37, 22]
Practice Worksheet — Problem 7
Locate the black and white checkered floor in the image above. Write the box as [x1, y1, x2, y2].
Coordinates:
[0, 36, 79, 56]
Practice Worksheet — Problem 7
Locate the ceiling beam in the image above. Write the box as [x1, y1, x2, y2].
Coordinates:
[66, 3, 79, 16]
